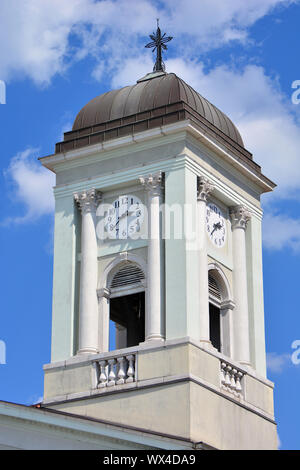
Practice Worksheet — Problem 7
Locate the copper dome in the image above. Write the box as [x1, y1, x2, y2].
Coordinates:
[72, 72, 244, 148]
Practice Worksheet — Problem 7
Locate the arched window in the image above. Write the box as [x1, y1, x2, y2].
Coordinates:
[208, 265, 234, 357]
[208, 273, 222, 352]
[109, 264, 145, 291]
[108, 262, 146, 351]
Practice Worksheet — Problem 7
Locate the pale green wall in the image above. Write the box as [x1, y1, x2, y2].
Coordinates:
[51, 194, 79, 362]
[49, 133, 269, 374]
[164, 166, 200, 341]
[246, 216, 267, 376]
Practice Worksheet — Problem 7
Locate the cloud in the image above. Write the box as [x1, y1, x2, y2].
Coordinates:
[163, 0, 297, 49]
[0, 0, 297, 85]
[267, 352, 291, 373]
[263, 212, 300, 251]
[3, 148, 55, 225]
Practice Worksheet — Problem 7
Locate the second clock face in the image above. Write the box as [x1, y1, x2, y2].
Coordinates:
[206, 203, 227, 248]
[104, 194, 144, 239]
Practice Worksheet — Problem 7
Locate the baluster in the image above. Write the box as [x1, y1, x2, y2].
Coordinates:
[225, 365, 232, 390]
[107, 358, 116, 387]
[220, 361, 244, 396]
[220, 362, 226, 385]
[126, 355, 135, 383]
[236, 371, 243, 394]
[98, 360, 108, 388]
[116, 356, 126, 385]
[231, 368, 237, 391]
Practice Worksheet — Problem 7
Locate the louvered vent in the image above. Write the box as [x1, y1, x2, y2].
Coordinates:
[110, 265, 145, 289]
[209, 274, 221, 301]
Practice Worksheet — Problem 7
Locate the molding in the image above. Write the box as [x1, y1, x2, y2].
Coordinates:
[42, 373, 276, 425]
[40, 120, 274, 193]
[52, 154, 263, 220]
[40, 123, 188, 171]
[208, 262, 233, 303]
[43, 336, 274, 389]
[99, 251, 147, 290]
[97, 288, 110, 300]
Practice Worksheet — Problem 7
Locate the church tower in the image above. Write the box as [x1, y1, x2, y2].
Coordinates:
[40, 26, 277, 450]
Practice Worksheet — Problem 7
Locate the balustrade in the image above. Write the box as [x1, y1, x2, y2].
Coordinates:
[220, 361, 244, 397]
[97, 354, 136, 389]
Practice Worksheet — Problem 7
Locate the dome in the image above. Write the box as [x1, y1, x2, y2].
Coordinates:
[72, 72, 244, 148]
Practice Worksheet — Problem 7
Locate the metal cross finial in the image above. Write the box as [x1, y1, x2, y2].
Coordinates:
[145, 21, 173, 73]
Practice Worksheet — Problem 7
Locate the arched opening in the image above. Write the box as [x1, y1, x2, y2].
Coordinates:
[208, 265, 234, 357]
[108, 263, 146, 350]
[208, 273, 222, 352]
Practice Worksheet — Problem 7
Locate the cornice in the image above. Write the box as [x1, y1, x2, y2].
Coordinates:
[39, 120, 275, 194]
[52, 154, 263, 220]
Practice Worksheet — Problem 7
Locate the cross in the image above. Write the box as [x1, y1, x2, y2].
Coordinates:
[145, 20, 173, 73]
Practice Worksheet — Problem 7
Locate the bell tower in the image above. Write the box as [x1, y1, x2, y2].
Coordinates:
[39, 27, 277, 450]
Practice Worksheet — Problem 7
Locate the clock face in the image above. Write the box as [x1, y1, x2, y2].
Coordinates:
[206, 203, 227, 248]
[103, 194, 144, 240]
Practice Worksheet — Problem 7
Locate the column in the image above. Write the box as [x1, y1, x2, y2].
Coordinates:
[197, 176, 214, 344]
[139, 173, 164, 341]
[230, 205, 251, 365]
[97, 288, 110, 353]
[115, 324, 127, 350]
[74, 188, 101, 354]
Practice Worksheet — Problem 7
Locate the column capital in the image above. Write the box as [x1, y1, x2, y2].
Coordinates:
[229, 205, 251, 230]
[139, 172, 163, 196]
[74, 189, 102, 214]
[197, 176, 214, 202]
[97, 288, 111, 300]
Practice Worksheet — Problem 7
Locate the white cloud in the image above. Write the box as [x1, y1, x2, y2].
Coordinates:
[0, 0, 157, 85]
[3, 148, 55, 225]
[0, 0, 297, 85]
[164, 0, 297, 49]
[263, 212, 300, 251]
[267, 352, 291, 373]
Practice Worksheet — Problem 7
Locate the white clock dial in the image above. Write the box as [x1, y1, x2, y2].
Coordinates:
[206, 203, 227, 248]
[104, 194, 144, 240]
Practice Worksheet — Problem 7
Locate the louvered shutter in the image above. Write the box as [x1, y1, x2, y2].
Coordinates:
[110, 265, 145, 289]
[208, 274, 221, 301]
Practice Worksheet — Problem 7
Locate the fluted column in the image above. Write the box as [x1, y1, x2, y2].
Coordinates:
[74, 189, 101, 354]
[197, 176, 214, 344]
[230, 205, 251, 365]
[139, 173, 164, 341]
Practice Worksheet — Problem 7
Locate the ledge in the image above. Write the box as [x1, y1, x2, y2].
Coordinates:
[42, 372, 276, 425]
[43, 336, 274, 389]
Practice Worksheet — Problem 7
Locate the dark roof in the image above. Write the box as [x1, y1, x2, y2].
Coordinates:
[73, 72, 244, 147]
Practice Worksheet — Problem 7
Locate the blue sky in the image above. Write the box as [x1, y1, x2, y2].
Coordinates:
[0, 0, 300, 450]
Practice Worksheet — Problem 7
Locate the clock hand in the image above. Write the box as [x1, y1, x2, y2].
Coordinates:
[210, 222, 222, 237]
[111, 210, 134, 229]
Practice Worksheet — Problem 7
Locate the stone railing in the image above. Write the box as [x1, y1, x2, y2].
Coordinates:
[220, 360, 244, 398]
[96, 353, 136, 389]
